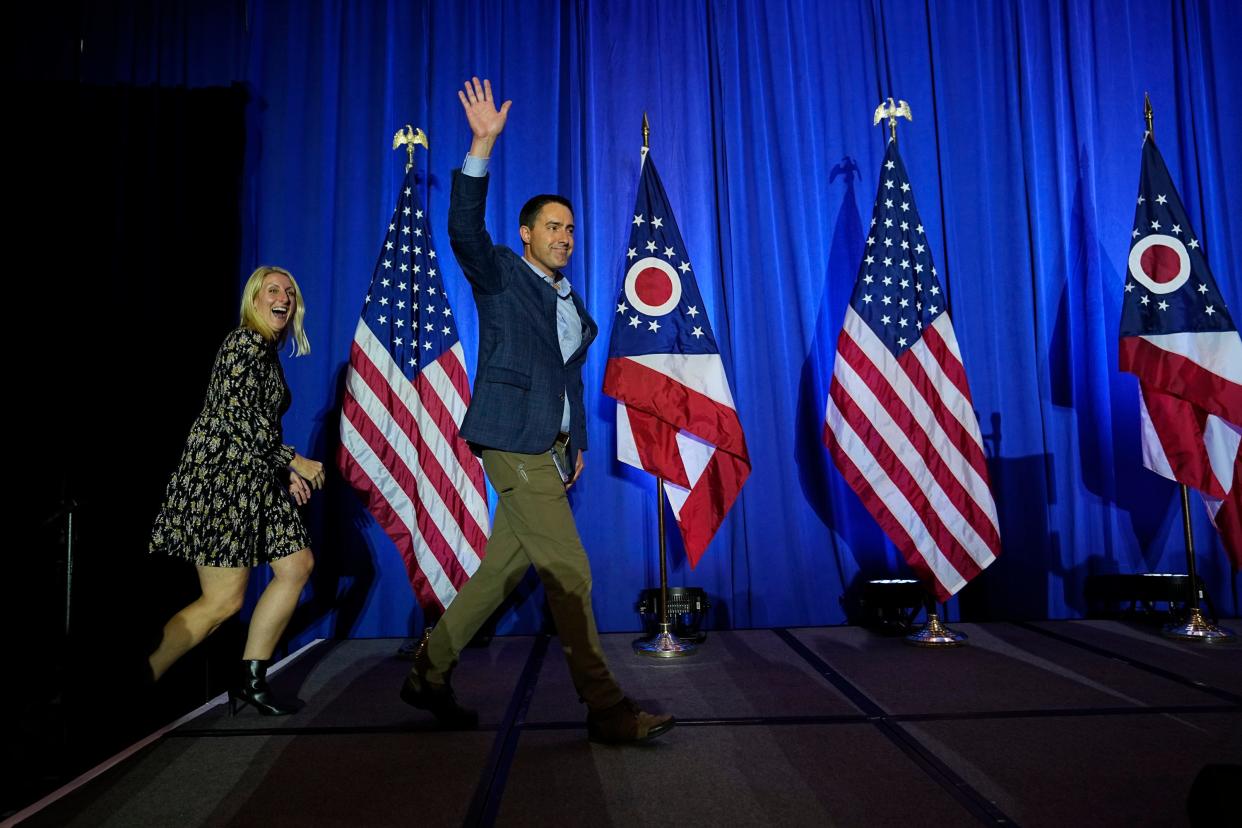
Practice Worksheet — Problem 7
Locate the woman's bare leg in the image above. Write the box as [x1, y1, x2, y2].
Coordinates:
[242, 548, 314, 660]
[148, 564, 250, 680]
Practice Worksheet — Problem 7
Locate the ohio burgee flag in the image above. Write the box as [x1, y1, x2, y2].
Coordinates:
[1119, 134, 1242, 569]
[603, 148, 750, 567]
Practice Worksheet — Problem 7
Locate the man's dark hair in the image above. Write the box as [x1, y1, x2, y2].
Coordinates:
[519, 194, 573, 229]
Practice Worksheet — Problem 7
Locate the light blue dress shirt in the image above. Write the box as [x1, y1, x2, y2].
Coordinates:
[462, 155, 581, 432]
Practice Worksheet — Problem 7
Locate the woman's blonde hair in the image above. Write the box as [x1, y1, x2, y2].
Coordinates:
[239, 265, 310, 356]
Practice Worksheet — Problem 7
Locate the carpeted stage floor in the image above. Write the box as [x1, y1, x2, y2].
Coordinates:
[14, 621, 1241, 827]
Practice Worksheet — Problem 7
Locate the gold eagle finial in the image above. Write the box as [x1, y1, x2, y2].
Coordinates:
[393, 126, 429, 172]
[872, 98, 912, 142]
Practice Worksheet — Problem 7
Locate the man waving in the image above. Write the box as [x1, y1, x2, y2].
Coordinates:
[400, 77, 675, 745]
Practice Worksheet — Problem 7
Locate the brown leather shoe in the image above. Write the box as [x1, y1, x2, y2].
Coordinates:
[398, 629, 478, 730]
[399, 672, 478, 729]
[586, 697, 675, 744]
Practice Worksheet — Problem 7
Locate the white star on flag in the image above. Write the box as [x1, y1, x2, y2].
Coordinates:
[824, 139, 1000, 600]
[604, 146, 750, 566]
[339, 168, 489, 611]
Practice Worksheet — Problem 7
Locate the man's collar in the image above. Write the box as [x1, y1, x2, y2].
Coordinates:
[522, 255, 572, 298]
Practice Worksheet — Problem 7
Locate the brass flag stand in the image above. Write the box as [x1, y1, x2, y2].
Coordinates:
[1164, 485, 1235, 642]
[869, 98, 967, 648]
[906, 595, 967, 647]
[633, 477, 697, 657]
[632, 114, 696, 659]
[1139, 97, 1233, 643]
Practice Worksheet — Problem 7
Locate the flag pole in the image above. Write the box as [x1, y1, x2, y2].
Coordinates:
[868, 99, 967, 647]
[1138, 97, 1236, 643]
[1164, 485, 1234, 641]
[633, 112, 696, 659]
[387, 125, 493, 660]
[394, 125, 433, 659]
[390, 124, 436, 661]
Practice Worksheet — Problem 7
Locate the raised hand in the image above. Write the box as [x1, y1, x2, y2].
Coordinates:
[459, 77, 511, 157]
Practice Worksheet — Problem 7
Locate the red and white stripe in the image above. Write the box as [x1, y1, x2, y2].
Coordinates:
[605, 353, 750, 567]
[1123, 329, 1242, 569]
[1204, 452, 1242, 571]
[824, 308, 1000, 600]
[338, 321, 489, 610]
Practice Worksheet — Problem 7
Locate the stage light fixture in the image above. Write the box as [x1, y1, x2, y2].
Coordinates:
[848, 578, 925, 634]
[637, 587, 710, 644]
[1084, 573, 1221, 622]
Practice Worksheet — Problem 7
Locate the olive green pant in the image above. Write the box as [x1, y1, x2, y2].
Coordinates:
[422, 447, 624, 712]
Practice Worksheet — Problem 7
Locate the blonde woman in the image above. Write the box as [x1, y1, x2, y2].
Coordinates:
[148, 265, 325, 715]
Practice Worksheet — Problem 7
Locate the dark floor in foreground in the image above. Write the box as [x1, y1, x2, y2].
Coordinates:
[16, 621, 1242, 827]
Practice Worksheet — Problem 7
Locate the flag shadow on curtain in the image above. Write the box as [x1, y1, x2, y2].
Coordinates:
[959, 417, 1059, 620]
[281, 363, 380, 643]
[1046, 153, 1176, 571]
[794, 155, 891, 595]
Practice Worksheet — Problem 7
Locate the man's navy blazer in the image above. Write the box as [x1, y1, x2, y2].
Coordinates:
[448, 170, 598, 455]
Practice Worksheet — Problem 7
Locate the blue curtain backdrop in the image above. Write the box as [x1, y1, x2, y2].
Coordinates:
[69, 0, 1240, 642]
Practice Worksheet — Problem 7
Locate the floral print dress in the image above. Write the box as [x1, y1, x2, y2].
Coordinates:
[150, 327, 310, 567]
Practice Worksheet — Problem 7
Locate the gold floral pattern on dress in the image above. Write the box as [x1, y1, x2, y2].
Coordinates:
[150, 327, 310, 566]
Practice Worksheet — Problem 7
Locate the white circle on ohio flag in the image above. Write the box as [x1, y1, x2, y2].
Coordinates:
[1129, 234, 1190, 295]
[624, 256, 683, 316]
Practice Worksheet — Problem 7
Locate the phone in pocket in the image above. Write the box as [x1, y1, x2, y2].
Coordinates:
[550, 447, 571, 484]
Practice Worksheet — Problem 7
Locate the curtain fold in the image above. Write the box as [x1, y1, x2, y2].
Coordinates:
[63, 0, 1240, 639]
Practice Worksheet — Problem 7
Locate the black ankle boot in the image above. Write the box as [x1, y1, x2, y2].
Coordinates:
[229, 659, 297, 716]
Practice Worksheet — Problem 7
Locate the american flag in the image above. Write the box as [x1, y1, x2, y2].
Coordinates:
[338, 172, 490, 610]
[602, 148, 750, 567]
[823, 140, 1000, 601]
[1119, 135, 1242, 569]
